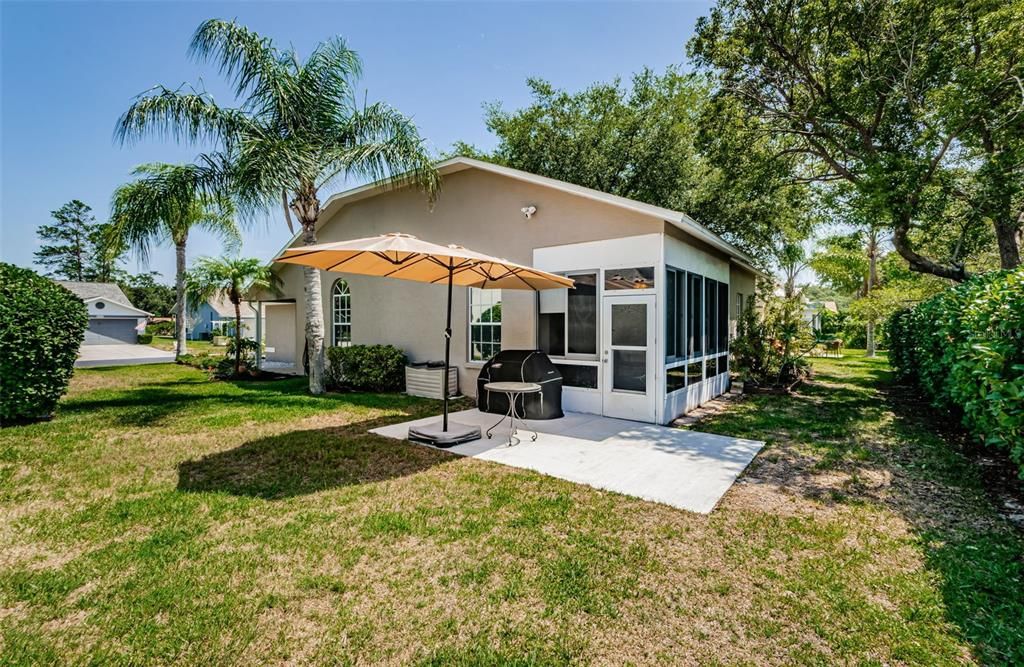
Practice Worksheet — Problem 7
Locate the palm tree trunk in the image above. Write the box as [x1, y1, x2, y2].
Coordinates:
[233, 299, 242, 376]
[298, 220, 326, 395]
[289, 189, 326, 395]
[174, 241, 188, 358]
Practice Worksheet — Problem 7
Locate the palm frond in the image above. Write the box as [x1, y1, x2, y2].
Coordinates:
[189, 19, 285, 102]
[321, 102, 440, 200]
[115, 87, 248, 147]
[110, 162, 241, 261]
[296, 36, 362, 108]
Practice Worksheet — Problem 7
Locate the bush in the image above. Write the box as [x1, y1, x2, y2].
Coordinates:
[176, 352, 219, 371]
[887, 268, 1024, 474]
[146, 320, 175, 336]
[137, 333, 154, 344]
[731, 287, 813, 388]
[226, 337, 260, 364]
[0, 263, 88, 423]
[327, 344, 407, 392]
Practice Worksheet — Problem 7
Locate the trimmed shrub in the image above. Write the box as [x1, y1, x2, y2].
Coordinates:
[0, 263, 88, 423]
[327, 344, 407, 392]
[146, 320, 174, 336]
[137, 333, 154, 344]
[887, 268, 1024, 474]
[176, 352, 219, 371]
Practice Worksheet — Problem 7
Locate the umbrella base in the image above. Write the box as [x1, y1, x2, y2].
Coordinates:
[408, 422, 481, 447]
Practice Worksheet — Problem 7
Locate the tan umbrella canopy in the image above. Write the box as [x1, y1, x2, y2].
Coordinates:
[275, 232, 575, 290]
[274, 232, 574, 445]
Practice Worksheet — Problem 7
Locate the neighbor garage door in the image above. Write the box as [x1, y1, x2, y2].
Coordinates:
[84, 318, 138, 345]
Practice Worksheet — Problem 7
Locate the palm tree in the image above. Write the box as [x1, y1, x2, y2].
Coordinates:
[110, 163, 240, 358]
[115, 19, 439, 394]
[186, 256, 276, 376]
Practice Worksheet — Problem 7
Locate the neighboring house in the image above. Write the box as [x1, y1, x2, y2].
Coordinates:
[804, 300, 839, 333]
[58, 281, 150, 345]
[189, 295, 257, 340]
[251, 157, 763, 424]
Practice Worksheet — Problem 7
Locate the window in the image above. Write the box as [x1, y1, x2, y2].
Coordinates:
[555, 363, 598, 389]
[604, 267, 655, 290]
[705, 278, 717, 355]
[567, 273, 597, 354]
[332, 279, 351, 345]
[666, 268, 690, 361]
[718, 281, 729, 352]
[687, 273, 703, 357]
[537, 271, 597, 358]
[666, 365, 686, 393]
[469, 288, 501, 361]
[685, 360, 703, 384]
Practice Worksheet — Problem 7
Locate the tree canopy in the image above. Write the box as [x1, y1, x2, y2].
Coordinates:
[34, 200, 123, 282]
[452, 68, 813, 265]
[689, 0, 1024, 280]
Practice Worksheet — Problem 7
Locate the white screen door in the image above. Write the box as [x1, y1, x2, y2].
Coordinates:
[601, 294, 656, 422]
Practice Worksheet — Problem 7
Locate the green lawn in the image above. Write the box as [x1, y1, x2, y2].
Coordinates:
[148, 336, 226, 356]
[1, 355, 1021, 664]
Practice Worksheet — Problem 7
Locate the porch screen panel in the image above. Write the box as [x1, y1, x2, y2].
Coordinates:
[666, 269, 677, 359]
[687, 273, 703, 357]
[567, 273, 597, 355]
[705, 279, 716, 355]
[718, 282, 729, 352]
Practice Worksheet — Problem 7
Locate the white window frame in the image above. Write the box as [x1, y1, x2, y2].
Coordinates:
[332, 279, 351, 346]
[468, 288, 502, 362]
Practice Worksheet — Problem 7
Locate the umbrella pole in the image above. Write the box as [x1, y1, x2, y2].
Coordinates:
[443, 265, 453, 431]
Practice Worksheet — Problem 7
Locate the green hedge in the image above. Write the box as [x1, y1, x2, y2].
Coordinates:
[886, 268, 1024, 473]
[326, 344, 407, 392]
[137, 333, 154, 344]
[0, 263, 88, 423]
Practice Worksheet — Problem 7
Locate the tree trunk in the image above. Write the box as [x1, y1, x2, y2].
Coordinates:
[993, 216, 1021, 270]
[292, 192, 326, 395]
[891, 215, 968, 282]
[233, 299, 242, 377]
[174, 241, 188, 358]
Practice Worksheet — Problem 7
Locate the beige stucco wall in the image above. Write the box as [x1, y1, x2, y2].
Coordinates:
[263, 167, 664, 394]
[729, 263, 757, 327]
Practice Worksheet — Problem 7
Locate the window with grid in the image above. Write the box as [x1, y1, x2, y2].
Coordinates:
[332, 279, 351, 346]
[469, 288, 501, 361]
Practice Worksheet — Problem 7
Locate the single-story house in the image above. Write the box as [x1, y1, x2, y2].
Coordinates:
[251, 157, 763, 424]
[189, 294, 256, 340]
[58, 281, 150, 345]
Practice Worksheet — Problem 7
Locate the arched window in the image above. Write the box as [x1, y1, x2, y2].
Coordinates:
[332, 279, 351, 346]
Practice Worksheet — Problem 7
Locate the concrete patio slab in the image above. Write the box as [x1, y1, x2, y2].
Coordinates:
[371, 409, 764, 513]
[75, 344, 176, 368]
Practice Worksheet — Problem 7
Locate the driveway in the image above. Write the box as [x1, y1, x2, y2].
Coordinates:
[75, 344, 176, 368]
[372, 409, 764, 513]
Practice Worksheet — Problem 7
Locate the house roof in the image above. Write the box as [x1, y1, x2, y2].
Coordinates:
[273, 157, 766, 278]
[57, 281, 151, 316]
[58, 281, 131, 303]
[205, 294, 256, 318]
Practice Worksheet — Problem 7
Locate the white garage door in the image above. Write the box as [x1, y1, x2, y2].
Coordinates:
[84, 319, 138, 345]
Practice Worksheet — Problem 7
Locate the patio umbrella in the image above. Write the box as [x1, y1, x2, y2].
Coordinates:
[274, 232, 574, 445]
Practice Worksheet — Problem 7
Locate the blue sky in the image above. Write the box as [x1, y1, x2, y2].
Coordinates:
[1, 1, 711, 280]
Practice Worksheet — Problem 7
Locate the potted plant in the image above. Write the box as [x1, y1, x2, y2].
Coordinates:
[211, 324, 230, 347]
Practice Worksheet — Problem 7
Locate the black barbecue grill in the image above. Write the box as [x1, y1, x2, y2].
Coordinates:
[477, 350, 564, 420]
